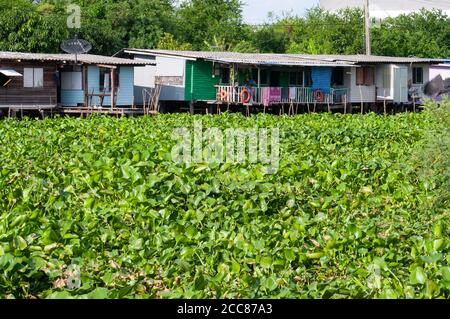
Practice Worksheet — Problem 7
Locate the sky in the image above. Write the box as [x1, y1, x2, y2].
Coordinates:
[242, 0, 320, 24]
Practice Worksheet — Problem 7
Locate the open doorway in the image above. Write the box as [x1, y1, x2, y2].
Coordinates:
[270, 71, 280, 86]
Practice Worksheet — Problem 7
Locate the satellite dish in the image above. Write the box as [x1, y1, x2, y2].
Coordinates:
[61, 35, 92, 63]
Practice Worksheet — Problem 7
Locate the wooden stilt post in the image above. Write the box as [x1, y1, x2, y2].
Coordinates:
[383, 89, 387, 115]
[359, 85, 363, 114]
[83, 66, 87, 107]
[110, 68, 115, 110]
[189, 101, 194, 115]
[344, 94, 347, 114]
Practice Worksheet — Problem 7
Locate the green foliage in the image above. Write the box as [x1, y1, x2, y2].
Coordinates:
[0, 0, 69, 53]
[410, 98, 450, 211]
[0, 101, 448, 299]
[176, 0, 247, 51]
[284, 7, 365, 55]
[0, 2, 448, 57]
[371, 9, 450, 58]
[157, 33, 193, 51]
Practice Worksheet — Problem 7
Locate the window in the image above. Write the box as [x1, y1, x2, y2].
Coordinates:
[220, 67, 230, 84]
[61, 65, 82, 90]
[99, 68, 119, 92]
[250, 68, 268, 85]
[23, 68, 43, 88]
[0, 69, 22, 87]
[356, 67, 374, 86]
[412, 67, 423, 84]
[251, 69, 258, 82]
[331, 68, 344, 86]
[270, 71, 280, 86]
[289, 71, 304, 86]
[304, 68, 312, 87]
[213, 63, 221, 77]
[382, 66, 391, 88]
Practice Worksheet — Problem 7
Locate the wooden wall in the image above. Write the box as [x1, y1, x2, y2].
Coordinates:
[0, 61, 58, 105]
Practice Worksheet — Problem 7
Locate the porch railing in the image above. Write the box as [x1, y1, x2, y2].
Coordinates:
[215, 86, 348, 105]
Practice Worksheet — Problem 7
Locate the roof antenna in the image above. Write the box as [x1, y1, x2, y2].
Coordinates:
[61, 4, 91, 63]
[61, 34, 92, 64]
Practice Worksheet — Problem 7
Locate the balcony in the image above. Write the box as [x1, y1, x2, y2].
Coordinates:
[215, 86, 348, 105]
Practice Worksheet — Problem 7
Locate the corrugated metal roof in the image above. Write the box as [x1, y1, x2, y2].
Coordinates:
[119, 49, 449, 65]
[0, 52, 152, 66]
[120, 49, 358, 67]
[292, 54, 449, 64]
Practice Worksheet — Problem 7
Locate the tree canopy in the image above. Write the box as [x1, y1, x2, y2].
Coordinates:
[0, 1, 448, 57]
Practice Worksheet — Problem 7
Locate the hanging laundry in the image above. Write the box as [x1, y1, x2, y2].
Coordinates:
[289, 87, 297, 100]
[269, 87, 282, 103]
[262, 87, 270, 107]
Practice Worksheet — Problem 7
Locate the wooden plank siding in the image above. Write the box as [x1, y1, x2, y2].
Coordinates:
[185, 60, 220, 101]
[0, 61, 57, 105]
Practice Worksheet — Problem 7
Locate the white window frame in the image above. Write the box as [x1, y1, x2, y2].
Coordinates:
[23, 68, 44, 88]
[61, 71, 82, 90]
[412, 67, 423, 85]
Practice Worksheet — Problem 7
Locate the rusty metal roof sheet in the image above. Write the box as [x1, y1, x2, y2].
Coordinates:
[119, 49, 357, 66]
[119, 49, 449, 66]
[0, 52, 152, 66]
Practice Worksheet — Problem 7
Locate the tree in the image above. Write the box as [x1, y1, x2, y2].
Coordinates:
[0, 1, 448, 58]
[282, 7, 364, 55]
[0, 0, 68, 53]
[157, 33, 193, 50]
[371, 9, 450, 58]
[175, 0, 247, 51]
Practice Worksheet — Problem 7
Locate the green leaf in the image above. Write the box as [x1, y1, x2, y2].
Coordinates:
[425, 280, 439, 298]
[441, 267, 450, 282]
[14, 236, 27, 251]
[306, 252, 323, 259]
[262, 276, 278, 291]
[47, 291, 73, 299]
[10, 215, 27, 228]
[88, 287, 110, 299]
[433, 239, 444, 251]
[260, 256, 272, 268]
[410, 267, 427, 285]
[284, 249, 295, 262]
[231, 259, 241, 273]
[130, 238, 144, 250]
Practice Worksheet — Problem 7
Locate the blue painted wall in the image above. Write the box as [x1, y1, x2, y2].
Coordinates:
[61, 90, 84, 106]
[311, 67, 332, 93]
[61, 66, 134, 107]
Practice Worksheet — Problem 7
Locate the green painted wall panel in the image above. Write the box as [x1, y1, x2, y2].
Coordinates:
[185, 60, 220, 101]
[280, 72, 289, 87]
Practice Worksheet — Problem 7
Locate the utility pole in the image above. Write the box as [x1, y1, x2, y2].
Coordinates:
[364, 0, 371, 55]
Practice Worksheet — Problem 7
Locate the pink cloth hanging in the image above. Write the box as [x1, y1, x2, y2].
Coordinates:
[262, 87, 270, 107]
[269, 87, 282, 103]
